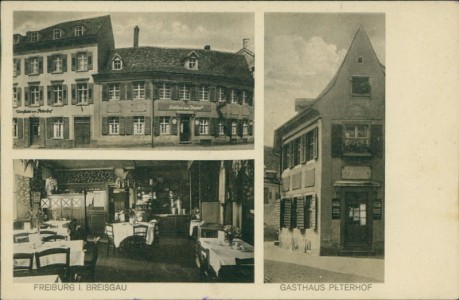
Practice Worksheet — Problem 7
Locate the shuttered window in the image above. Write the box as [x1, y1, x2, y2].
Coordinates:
[283, 199, 291, 228]
[332, 123, 383, 157]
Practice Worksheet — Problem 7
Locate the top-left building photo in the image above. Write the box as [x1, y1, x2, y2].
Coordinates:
[12, 12, 254, 149]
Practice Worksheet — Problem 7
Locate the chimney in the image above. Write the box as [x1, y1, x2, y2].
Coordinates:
[133, 26, 140, 48]
[204, 45, 211, 50]
[243, 38, 249, 49]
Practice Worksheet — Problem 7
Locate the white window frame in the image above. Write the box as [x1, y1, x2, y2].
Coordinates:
[179, 85, 190, 100]
[242, 91, 248, 104]
[14, 35, 20, 45]
[218, 121, 225, 135]
[30, 57, 40, 74]
[133, 82, 145, 99]
[186, 57, 198, 70]
[198, 86, 209, 101]
[53, 85, 63, 105]
[159, 83, 171, 100]
[108, 117, 119, 135]
[13, 59, 19, 76]
[133, 116, 145, 135]
[77, 83, 89, 104]
[230, 89, 237, 104]
[13, 87, 18, 105]
[30, 32, 38, 42]
[30, 86, 40, 105]
[74, 26, 84, 37]
[160, 117, 170, 135]
[243, 121, 249, 135]
[13, 119, 18, 138]
[53, 118, 64, 139]
[199, 118, 209, 135]
[53, 56, 63, 73]
[109, 84, 120, 101]
[231, 121, 237, 135]
[77, 53, 88, 71]
[344, 124, 370, 152]
[112, 57, 123, 70]
[217, 87, 226, 102]
[53, 29, 61, 40]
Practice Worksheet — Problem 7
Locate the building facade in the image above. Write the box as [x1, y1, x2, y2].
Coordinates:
[273, 27, 385, 256]
[12, 15, 115, 148]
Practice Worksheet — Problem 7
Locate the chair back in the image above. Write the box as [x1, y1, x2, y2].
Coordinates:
[13, 252, 34, 275]
[35, 247, 70, 281]
[43, 234, 67, 242]
[195, 241, 210, 270]
[133, 224, 148, 237]
[105, 224, 114, 241]
[13, 233, 30, 243]
[90, 237, 101, 268]
[235, 257, 254, 282]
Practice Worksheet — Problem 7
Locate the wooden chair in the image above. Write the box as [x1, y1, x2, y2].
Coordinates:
[13, 233, 30, 243]
[105, 223, 117, 256]
[234, 258, 254, 282]
[13, 252, 34, 277]
[72, 237, 100, 282]
[43, 234, 67, 242]
[35, 247, 71, 282]
[195, 241, 218, 282]
[39, 230, 57, 239]
[129, 224, 149, 257]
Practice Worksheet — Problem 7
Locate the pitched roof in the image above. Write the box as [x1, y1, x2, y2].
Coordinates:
[14, 15, 111, 45]
[99, 46, 254, 82]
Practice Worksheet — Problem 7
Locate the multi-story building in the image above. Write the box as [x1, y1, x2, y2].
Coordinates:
[93, 27, 254, 147]
[13, 15, 115, 148]
[273, 27, 385, 256]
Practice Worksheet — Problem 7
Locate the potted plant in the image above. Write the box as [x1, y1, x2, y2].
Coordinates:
[223, 225, 241, 245]
[26, 207, 47, 229]
[191, 207, 200, 220]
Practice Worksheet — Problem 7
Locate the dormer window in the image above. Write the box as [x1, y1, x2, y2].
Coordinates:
[53, 29, 62, 40]
[186, 57, 198, 70]
[29, 32, 39, 42]
[74, 26, 85, 37]
[112, 56, 123, 70]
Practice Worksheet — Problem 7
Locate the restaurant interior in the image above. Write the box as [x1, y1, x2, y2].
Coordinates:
[13, 159, 254, 283]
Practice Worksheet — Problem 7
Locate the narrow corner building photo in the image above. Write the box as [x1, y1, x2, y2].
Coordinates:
[12, 12, 255, 149]
[264, 14, 385, 266]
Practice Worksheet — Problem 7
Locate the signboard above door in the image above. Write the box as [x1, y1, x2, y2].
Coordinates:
[341, 166, 371, 180]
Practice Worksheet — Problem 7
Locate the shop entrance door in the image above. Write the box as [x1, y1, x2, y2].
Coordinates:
[74, 117, 91, 147]
[30, 118, 40, 146]
[179, 116, 191, 143]
[344, 192, 370, 247]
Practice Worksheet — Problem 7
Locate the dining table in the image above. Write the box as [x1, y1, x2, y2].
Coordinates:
[199, 237, 254, 276]
[110, 221, 156, 248]
[14, 240, 85, 269]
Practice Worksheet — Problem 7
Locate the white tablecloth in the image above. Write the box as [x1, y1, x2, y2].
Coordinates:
[110, 222, 155, 248]
[189, 220, 205, 236]
[14, 240, 85, 269]
[199, 238, 254, 275]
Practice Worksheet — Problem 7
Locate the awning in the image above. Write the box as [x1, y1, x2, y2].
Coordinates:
[333, 180, 381, 187]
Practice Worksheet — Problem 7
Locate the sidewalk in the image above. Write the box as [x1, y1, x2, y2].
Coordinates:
[264, 242, 384, 282]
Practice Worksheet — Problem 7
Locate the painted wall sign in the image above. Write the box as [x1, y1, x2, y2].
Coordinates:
[341, 166, 371, 180]
[16, 108, 53, 114]
[158, 103, 211, 112]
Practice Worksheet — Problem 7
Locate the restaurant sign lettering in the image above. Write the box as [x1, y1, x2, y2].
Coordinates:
[341, 166, 371, 180]
[158, 103, 211, 112]
[16, 108, 53, 114]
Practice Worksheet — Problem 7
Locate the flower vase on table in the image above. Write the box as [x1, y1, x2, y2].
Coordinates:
[223, 225, 241, 247]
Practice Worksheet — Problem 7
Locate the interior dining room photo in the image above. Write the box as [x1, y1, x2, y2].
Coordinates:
[12, 159, 254, 283]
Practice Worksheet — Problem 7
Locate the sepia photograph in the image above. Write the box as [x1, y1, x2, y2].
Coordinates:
[264, 13, 385, 283]
[12, 12, 254, 150]
[12, 159, 254, 283]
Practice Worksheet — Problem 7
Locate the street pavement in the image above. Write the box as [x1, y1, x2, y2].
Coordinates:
[264, 242, 384, 283]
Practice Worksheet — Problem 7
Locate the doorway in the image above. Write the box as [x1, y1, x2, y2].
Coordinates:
[30, 118, 40, 146]
[344, 192, 371, 247]
[179, 116, 191, 143]
[74, 117, 91, 147]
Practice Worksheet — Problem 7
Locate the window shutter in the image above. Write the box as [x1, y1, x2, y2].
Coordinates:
[144, 116, 152, 135]
[284, 199, 292, 228]
[371, 125, 383, 157]
[305, 196, 311, 229]
[71, 84, 77, 105]
[145, 82, 152, 100]
[171, 119, 178, 135]
[125, 117, 133, 135]
[62, 85, 68, 105]
[209, 86, 216, 102]
[248, 122, 253, 136]
[88, 83, 94, 104]
[23, 118, 30, 145]
[39, 86, 44, 106]
[331, 124, 343, 157]
[171, 84, 179, 100]
[248, 91, 253, 106]
[311, 196, 317, 230]
[17, 119, 23, 139]
[237, 119, 243, 137]
[152, 83, 159, 100]
[275, 199, 281, 228]
[225, 119, 231, 136]
[17, 59, 22, 75]
[17, 88, 22, 106]
[47, 85, 53, 105]
[119, 117, 125, 135]
[24, 87, 29, 106]
[126, 83, 132, 100]
[313, 127, 318, 159]
[194, 121, 200, 136]
[47, 118, 54, 139]
[297, 198, 305, 229]
[62, 55, 67, 72]
[101, 117, 109, 135]
[71, 54, 77, 71]
[39, 118, 46, 145]
[24, 58, 30, 75]
[209, 118, 216, 136]
[47, 56, 52, 73]
[237, 90, 243, 104]
[153, 117, 160, 136]
[38, 57, 44, 74]
[190, 85, 197, 101]
[87, 52, 93, 70]
[226, 89, 232, 103]
[63, 117, 69, 139]
[120, 83, 125, 100]
[102, 84, 109, 101]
